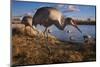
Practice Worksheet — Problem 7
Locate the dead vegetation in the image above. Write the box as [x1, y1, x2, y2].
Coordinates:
[12, 23, 96, 66]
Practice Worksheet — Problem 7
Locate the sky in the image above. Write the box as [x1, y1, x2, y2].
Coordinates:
[12, 0, 96, 20]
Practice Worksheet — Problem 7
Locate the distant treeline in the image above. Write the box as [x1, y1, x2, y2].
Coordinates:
[65, 19, 96, 25]
[12, 20, 96, 25]
[12, 17, 96, 25]
[76, 21, 96, 25]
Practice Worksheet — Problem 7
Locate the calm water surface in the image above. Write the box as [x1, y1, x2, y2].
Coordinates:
[35, 25, 96, 42]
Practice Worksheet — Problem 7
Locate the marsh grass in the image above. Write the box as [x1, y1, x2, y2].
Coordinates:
[12, 25, 96, 66]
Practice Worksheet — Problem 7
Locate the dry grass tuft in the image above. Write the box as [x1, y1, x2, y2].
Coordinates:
[12, 23, 96, 66]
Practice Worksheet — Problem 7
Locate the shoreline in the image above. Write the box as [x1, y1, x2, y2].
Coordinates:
[11, 20, 96, 25]
[67, 21, 96, 25]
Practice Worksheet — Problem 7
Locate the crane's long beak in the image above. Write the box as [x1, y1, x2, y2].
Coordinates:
[71, 20, 82, 33]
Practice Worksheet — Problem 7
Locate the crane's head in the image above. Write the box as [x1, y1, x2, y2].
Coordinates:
[65, 17, 82, 33]
[22, 15, 33, 26]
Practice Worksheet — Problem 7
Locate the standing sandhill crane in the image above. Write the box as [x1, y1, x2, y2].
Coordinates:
[21, 15, 33, 35]
[21, 15, 40, 45]
[21, 15, 37, 44]
[32, 7, 82, 53]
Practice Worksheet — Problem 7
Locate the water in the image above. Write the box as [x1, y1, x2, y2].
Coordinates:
[35, 25, 96, 42]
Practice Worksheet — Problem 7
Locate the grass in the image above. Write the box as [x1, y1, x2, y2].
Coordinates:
[12, 26, 96, 66]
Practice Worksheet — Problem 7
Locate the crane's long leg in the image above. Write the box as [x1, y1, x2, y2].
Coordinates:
[36, 30, 40, 45]
[28, 26, 32, 44]
[31, 26, 40, 45]
[44, 28, 51, 54]
[24, 26, 31, 45]
[24, 25, 27, 45]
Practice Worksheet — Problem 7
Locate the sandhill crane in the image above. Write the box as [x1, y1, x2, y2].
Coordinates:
[21, 15, 33, 36]
[65, 17, 82, 33]
[21, 15, 33, 44]
[21, 15, 40, 45]
[32, 7, 82, 53]
[22, 15, 32, 26]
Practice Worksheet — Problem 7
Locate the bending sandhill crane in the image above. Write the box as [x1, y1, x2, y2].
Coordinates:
[65, 17, 82, 33]
[32, 7, 82, 53]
